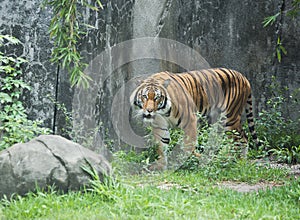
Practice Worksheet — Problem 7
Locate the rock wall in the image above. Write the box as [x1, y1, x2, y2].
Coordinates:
[0, 0, 56, 127]
[0, 0, 299, 149]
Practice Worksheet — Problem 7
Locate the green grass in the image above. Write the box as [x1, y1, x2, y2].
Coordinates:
[1, 160, 299, 220]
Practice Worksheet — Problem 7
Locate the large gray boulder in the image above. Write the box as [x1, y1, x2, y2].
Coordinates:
[0, 135, 112, 198]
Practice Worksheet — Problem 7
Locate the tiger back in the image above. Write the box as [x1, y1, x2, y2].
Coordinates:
[130, 68, 259, 170]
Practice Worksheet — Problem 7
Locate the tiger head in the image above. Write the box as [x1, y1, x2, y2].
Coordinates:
[130, 78, 171, 123]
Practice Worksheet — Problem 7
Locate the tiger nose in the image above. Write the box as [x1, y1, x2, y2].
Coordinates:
[146, 108, 153, 113]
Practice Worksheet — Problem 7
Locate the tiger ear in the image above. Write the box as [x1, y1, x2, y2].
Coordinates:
[136, 79, 143, 86]
[134, 76, 144, 86]
[163, 79, 171, 88]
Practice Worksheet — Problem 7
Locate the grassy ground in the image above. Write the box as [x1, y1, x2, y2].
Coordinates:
[1, 159, 299, 220]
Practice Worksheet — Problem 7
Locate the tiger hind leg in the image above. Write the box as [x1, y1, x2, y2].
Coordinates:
[223, 115, 249, 157]
[182, 115, 201, 157]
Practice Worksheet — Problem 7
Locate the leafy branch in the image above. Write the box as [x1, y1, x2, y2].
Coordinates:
[44, 0, 103, 88]
[262, 0, 299, 63]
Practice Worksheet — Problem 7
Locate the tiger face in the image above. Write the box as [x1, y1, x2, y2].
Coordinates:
[130, 80, 171, 123]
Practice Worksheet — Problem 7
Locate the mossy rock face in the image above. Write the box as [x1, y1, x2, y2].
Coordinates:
[0, 135, 112, 198]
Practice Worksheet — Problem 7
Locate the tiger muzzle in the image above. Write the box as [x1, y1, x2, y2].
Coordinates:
[143, 113, 153, 119]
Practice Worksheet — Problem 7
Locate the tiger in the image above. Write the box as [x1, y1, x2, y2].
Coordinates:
[130, 68, 260, 170]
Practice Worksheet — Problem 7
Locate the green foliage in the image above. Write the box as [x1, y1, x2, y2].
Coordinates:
[81, 160, 118, 202]
[114, 115, 247, 173]
[270, 145, 300, 164]
[48, 95, 109, 149]
[255, 77, 300, 164]
[0, 35, 50, 150]
[287, 0, 300, 18]
[1, 170, 298, 219]
[112, 147, 159, 175]
[181, 115, 247, 172]
[275, 36, 287, 63]
[43, 0, 103, 88]
[198, 159, 288, 183]
[263, 0, 299, 63]
[112, 125, 164, 172]
[263, 12, 280, 27]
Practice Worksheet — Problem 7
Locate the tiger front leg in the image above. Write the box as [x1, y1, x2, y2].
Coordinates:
[149, 117, 170, 171]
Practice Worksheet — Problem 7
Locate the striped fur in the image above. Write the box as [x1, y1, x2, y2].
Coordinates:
[130, 68, 259, 170]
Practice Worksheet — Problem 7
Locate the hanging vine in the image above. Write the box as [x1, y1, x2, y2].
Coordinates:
[43, 0, 103, 88]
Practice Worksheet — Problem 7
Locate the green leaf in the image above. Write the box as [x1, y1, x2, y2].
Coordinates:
[0, 92, 12, 103]
[83, 23, 96, 29]
[96, 0, 103, 9]
[280, 45, 287, 55]
[262, 13, 280, 27]
[276, 37, 287, 62]
[0, 35, 21, 45]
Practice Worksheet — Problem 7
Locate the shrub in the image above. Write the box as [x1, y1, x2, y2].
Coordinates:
[0, 35, 50, 150]
[114, 115, 244, 172]
[254, 77, 300, 164]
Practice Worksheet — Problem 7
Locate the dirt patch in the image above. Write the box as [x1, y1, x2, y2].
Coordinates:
[156, 181, 199, 193]
[138, 161, 300, 193]
[218, 161, 300, 193]
[254, 159, 300, 176]
[154, 181, 284, 193]
[217, 181, 283, 193]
